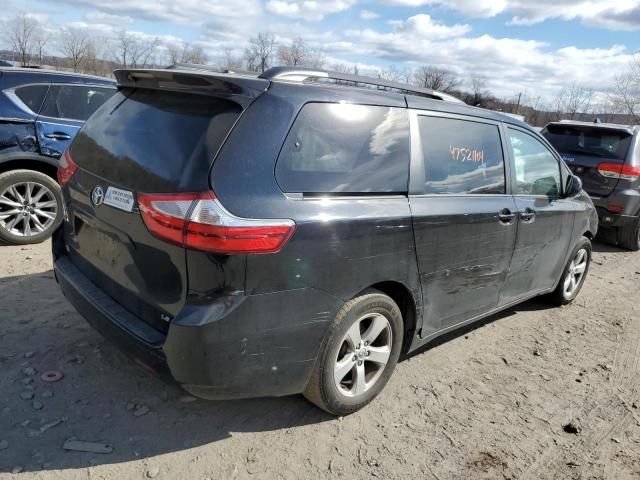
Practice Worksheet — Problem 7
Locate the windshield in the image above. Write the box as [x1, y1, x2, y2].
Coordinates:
[543, 125, 632, 161]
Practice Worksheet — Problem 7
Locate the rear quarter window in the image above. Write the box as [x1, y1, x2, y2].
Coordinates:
[14, 84, 49, 113]
[276, 103, 410, 194]
[40, 85, 115, 121]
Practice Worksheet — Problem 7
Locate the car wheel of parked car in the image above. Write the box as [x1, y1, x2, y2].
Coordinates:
[304, 290, 403, 415]
[549, 238, 592, 306]
[0, 169, 63, 245]
[617, 218, 640, 252]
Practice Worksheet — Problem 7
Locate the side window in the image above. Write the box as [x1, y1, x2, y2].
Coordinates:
[418, 116, 505, 194]
[40, 85, 115, 121]
[14, 85, 49, 114]
[509, 128, 561, 197]
[276, 103, 410, 193]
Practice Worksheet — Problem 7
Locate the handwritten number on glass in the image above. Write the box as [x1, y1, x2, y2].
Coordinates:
[449, 145, 485, 164]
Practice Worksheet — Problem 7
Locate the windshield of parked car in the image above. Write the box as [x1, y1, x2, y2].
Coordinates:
[543, 124, 632, 161]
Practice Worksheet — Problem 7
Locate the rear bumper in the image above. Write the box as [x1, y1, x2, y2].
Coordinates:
[54, 256, 169, 376]
[591, 189, 640, 228]
[54, 254, 336, 400]
[594, 206, 638, 229]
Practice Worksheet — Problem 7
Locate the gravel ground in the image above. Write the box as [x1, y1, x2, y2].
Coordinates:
[1, 239, 640, 479]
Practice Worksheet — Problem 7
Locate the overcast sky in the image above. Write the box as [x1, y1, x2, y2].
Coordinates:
[8, 0, 640, 101]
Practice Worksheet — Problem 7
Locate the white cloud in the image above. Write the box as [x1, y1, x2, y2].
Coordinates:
[336, 16, 633, 99]
[388, 0, 507, 17]
[346, 14, 472, 43]
[386, 0, 640, 31]
[360, 9, 380, 20]
[266, 0, 358, 21]
[85, 11, 134, 26]
[59, 0, 262, 25]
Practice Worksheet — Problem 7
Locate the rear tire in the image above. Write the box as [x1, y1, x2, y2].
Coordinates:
[0, 169, 63, 245]
[304, 290, 403, 416]
[548, 238, 591, 306]
[617, 217, 640, 251]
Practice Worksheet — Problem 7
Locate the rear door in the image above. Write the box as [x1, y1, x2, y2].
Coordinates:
[542, 124, 633, 197]
[499, 127, 575, 305]
[36, 84, 115, 157]
[409, 111, 518, 337]
[64, 87, 245, 332]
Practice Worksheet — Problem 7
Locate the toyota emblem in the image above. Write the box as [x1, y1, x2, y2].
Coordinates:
[91, 186, 105, 206]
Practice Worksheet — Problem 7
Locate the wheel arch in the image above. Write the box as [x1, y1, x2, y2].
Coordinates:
[0, 154, 59, 181]
[354, 280, 419, 355]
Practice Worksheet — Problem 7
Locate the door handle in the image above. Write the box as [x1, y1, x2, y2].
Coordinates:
[521, 208, 536, 223]
[498, 208, 516, 224]
[44, 132, 71, 140]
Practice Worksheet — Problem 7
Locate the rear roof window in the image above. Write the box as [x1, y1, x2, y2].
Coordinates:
[275, 103, 410, 194]
[543, 125, 632, 161]
[71, 88, 242, 192]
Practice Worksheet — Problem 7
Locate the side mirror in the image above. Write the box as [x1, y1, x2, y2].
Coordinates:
[565, 175, 583, 197]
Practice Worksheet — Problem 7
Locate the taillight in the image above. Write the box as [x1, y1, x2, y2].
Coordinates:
[138, 192, 295, 254]
[598, 163, 640, 181]
[607, 204, 623, 213]
[57, 150, 78, 187]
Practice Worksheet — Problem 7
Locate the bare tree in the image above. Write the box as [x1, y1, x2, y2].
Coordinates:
[4, 14, 39, 66]
[555, 82, 593, 120]
[612, 55, 640, 124]
[59, 28, 92, 72]
[469, 75, 488, 106]
[277, 38, 325, 68]
[596, 93, 624, 123]
[244, 33, 276, 72]
[166, 42, 208, 65]
[277, 37, 307, 66]
[114, 30, 133, 67]
[331, 62, 349, 73]
[377, 65, 401, 82]
[185, 45, 207, 64]
[33, 28, 51, 65]
[222, 48, 243, 70]
[115, 31, 160, 68]
[413, 66, 460, 93]
[166, 43, 182, 65]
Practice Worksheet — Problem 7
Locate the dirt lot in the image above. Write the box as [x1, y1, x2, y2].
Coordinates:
[1, 239, 640, 479]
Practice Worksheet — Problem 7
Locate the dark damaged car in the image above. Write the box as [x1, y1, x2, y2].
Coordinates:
[0, 68, 115, 244]
[542, 120, 640, 250]
[54, 67, 597, 415]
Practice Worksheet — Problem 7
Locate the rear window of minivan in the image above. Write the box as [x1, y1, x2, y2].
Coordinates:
[543, 125, 632, 161]
[71, 88, 242, 192]
[276, 103, 410, 194]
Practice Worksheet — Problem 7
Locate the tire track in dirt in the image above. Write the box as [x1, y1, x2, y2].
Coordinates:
[520, 248, 640, 479]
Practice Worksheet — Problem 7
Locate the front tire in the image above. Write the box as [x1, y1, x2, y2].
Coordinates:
[0, 169, 63, 245]
[549, 238, 591, 306]
[304, 290, 403, 416]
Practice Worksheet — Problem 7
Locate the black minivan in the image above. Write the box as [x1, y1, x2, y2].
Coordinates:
[53, 67, 597, 415]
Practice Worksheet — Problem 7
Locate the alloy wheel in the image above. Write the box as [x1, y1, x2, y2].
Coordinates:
[334, 312, 392, 397]
[0, 181, 58, 237]
[563, 248, 588, 298]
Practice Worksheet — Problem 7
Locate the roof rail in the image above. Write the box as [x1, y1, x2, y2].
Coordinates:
[259, 66, 465, 104]
[166, 63, 258, 77]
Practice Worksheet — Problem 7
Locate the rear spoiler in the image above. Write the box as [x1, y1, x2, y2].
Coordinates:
[544, 122, 636, 136]
[114, 69, 269, 107]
